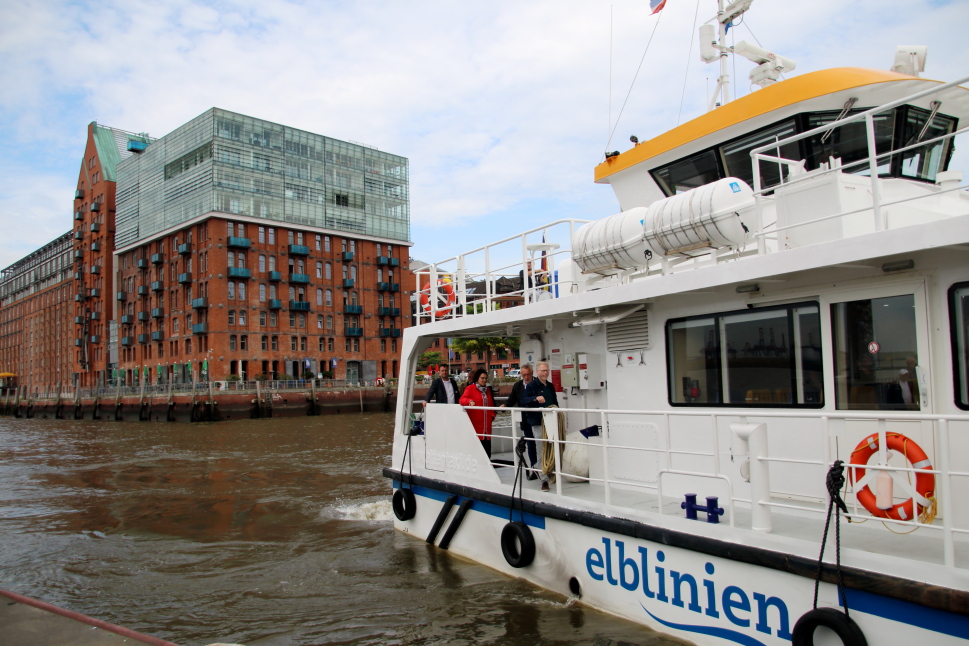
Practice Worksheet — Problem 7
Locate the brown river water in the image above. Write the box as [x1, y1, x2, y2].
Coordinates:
[0, 414, 680, 646]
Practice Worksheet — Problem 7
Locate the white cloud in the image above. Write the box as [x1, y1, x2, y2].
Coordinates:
[0, 0, 964, 267]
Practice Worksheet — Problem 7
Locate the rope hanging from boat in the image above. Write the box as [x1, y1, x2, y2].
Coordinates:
[541, 407, 566, 484]
[813, 460, 850, 615]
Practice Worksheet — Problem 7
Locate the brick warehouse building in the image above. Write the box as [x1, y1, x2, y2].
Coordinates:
[0, 233, 75, 390]
[113, 108, 412, 385]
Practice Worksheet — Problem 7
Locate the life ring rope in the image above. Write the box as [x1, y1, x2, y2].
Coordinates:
[848, 432, 937, 524]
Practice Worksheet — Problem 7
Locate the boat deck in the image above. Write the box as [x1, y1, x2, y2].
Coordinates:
[490, 453, 969, 571]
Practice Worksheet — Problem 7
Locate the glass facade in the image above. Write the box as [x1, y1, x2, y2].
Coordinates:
[116, 109, 410, 248]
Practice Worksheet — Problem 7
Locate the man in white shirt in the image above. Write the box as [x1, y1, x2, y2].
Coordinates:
[423, 365, 460, 406]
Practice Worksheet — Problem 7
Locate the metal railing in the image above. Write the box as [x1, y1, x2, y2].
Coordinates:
[456, 404, 969, 568]
[9, 379, 395, 400]
[414, 219, 591, 326]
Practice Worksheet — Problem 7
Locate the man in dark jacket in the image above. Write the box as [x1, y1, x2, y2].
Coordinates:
[502, 364, 539, 477]
[423, 365, 459, 406]
[521, 361, 557, 490]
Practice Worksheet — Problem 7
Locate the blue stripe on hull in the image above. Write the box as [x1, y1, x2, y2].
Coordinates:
[843, 588, 969, 639]
[393, 481, 546, 529]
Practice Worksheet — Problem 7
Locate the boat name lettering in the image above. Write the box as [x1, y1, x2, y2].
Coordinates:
[446, 453, 478, 474]
[586, 537, 793, 641]
[426, 449, 445, 471]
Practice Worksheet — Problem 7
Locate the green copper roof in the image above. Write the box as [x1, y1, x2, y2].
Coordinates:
[91, 124, 153, 182]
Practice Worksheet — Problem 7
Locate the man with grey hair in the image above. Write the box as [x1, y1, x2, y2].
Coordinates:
[522, 361, 557, 490]
[502, 364, 541, 479]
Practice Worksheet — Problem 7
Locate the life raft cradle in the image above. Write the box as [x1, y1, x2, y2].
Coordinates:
[848, 432, 937, 525]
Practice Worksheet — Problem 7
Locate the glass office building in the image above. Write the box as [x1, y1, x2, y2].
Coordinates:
[116, 108, 410, 248]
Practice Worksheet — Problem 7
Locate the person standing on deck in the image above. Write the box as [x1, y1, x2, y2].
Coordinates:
[423, 365, 459, 406]
[522, 361, 557, 491]
[502, 364, 541, 480]
[460, 369, 497, 458]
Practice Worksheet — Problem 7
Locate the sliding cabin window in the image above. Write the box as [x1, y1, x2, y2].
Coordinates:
[650, 106, 958, 197]
[666, 302, 823, 407]
[831, 294, 920, 411]
[950, 282, 969, 411]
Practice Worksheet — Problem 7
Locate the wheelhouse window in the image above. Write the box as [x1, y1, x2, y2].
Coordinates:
[720, 120, 798, 189]
[667, 302, 823, 407]
[832, 294, 919, 410]
[652, 149, 721, 196]
[949, 283, 969, 410]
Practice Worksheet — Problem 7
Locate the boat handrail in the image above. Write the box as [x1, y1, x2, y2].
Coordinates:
[447, 403, 969, 567]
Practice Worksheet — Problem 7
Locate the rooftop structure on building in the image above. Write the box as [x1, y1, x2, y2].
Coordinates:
[115, 108, 410, 252]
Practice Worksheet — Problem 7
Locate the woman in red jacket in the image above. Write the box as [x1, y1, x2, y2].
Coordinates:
[460, 368, 497, 458]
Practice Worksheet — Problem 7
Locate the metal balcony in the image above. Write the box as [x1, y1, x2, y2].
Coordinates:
[151, 331, 164, 342]
[137, 311, 149, 322]
[192, 323, 208, 334]
[121, 336, 134, 347]
[90, 311, 101, 321]
[268, 299, 282, 310]
[377, 282, 399, 292]
[378, 307, 401, 317]
[117, 291, 127, 301]
[151, 253, 164, 264]
[288, 244, 310, 255]
[137, 259, 149, 269]
[74, 211, 84, 221]
[151, 307, 164, 318]
[138, 334, 149, 344]
[89, 288, 100, 298]
[74, 339, 83, 347]
[137, 285, 149, 296]
[74, 316, 84, 324]
[120, 314, 133, 324]
[91, 335, 101, 344]
[74, 189, 84, 199]
[90, 203, 100, 212]
[342, 251, 354, 262]
[178, 272, 192, 284]
[342, 278, 355, 288]
[90, 222, 100, 232]
[74, 294, 85, 302]
[90, 265, 100, 274]
[268, 271, 281, 281]
[178, 243, 192, 255]
[91, 242, 100, 252]
[74, 272, 83, 281]
[227, 236, 251, 249]
[345, 327, 364, 337]
[228, 267, 250, 279]
[376, 256, 389, 265]
[191, 297, 208, 309]
[289, 273, 310, 284]
[345, 304, 363, 315]
[151, 280, 164, 291]
[379, 328, 401, 338]
[74, 230, 83, 240]
[289, 300, 311, 311]
[389, 258, 400, 267]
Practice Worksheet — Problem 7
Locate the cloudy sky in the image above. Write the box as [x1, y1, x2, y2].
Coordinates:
[0, 0, 965, 270]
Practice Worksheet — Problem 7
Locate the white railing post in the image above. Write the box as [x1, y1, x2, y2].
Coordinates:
[430, 264, 439, 320]
[865, 113, 884, 231]
[937, 418, 955, 567]
[600, 410, 611, 506]
[414, 270, 422, 326]
[457, 255, 467, 317]
[484, 246, 492, 312]
[547, 409, 563, 497]
[731, 422, 772, 532]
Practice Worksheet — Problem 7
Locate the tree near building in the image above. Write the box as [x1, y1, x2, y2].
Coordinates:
[418, 350, 444, 370]
[450, 337, 521, 374]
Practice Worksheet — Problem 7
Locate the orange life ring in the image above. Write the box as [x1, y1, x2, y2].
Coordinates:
[849, 432, 935, 521]
[420, 279, 456, 318]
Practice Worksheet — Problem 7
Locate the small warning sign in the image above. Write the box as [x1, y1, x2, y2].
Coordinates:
[868, 341, 880, 354]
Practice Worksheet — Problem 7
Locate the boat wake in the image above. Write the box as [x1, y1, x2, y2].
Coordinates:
[332, 499, 393, 521]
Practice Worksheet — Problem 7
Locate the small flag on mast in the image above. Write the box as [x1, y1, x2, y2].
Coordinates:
[650, 0, 667, 14]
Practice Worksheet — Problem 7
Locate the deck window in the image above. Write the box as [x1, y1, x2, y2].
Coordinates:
[667, 302, 822, 407]
[949, 282, 969, 410]
[831, 294, 919, 410]
[720, 120, 798, 190]
[652, 149, 721, 196]
[898, 106, 956, 183]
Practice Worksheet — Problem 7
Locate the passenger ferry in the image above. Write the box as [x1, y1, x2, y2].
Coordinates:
[386, 4, 969, 644]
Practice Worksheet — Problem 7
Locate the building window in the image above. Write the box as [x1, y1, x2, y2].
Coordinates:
[270, 311, 277, 326]
[350, 240, 356, 252]
[326, 315, 333, 331]
[269, 256, 276, 271]
[319, 337, 325, 351]
[381, 339, 386, 352]
[328, 338, 334, 351]
[291, 336, 297, 351]
[392, 340, 397, 352]
[316, 235, 322, 251]
[262, 335, 268, 350]
[317, 315, 323, 329]
[238, 282, 246, 300]
[229, 335, 237, 351]
[376, 243, 382, 256]
[300, 337, 307, 351]
[387, 245, 393, 257]
[258, 226, 265, 243]
[346, 338, 351, 352]
[324, 236, 330, 252]
[377, 268, 383, 282]
[298, 314, 305, 328]
[316, 261, 323, 278]
[228, 310, 236, 325]
[240, 335, 248, 351]
[269, 284, 277, 300]
[260, 311, 267, 326]
[260, 284, 267, 301]
[353, 338, 359, 352]
[228, 251, 234, 268]
[325, 262, 331, 279]
[228, 222, 235, 237]
[271, 336, 278, 350]
[325, 289, 332, 306]
[317, 289, 323, 306]
[259, 255, 266, 272]
[297, 232, 304, 245]
[350, 265, 357, 280]
[238, 310, 246, 325]
[289, 286, 296, 301]
[289, 312, 296, 327]
[268, 228, 275, 244]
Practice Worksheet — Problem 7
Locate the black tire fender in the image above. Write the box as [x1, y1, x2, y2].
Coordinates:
[500, 521, 536, 568]
[392, 488, 416, 521]
[792, 608, 868, 646]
